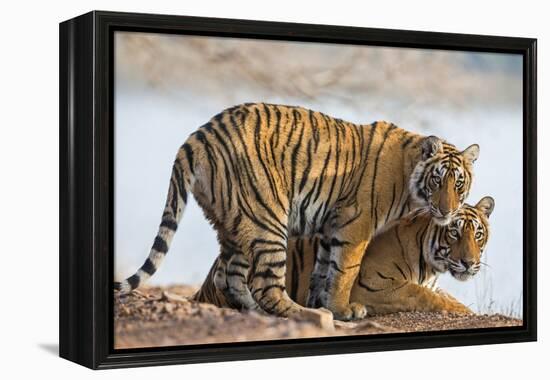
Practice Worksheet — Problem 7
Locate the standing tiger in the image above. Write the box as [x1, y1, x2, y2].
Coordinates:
[194, 196, 494, 315]
[116, 102, 479, 320]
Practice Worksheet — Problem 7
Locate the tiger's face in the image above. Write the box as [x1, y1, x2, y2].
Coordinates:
[410, 136, 480, 225]
[427, 196, 494, 281]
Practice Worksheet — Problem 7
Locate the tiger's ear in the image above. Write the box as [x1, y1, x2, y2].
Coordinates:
[475, 196, 495, 218]
[421, 136, 443, 160]
[462, 144, 480, 163]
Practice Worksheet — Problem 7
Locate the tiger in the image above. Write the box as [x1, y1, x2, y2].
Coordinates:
[115, 102, 479, 321]
[194, 196, 494, 315]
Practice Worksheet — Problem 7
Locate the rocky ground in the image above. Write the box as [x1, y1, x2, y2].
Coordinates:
[114, 285, 522, 349]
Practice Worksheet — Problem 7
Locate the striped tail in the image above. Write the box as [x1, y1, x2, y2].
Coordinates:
[115, 145, 194, 293]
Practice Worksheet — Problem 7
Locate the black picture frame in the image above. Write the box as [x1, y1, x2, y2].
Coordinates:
[59, 10, 537, 369]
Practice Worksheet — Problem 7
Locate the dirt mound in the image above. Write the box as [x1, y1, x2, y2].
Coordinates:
[114, 285, 522, 349]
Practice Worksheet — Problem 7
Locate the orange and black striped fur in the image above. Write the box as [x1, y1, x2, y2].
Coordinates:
[195, 197, 494, 315]
[116, 103, 479, 320]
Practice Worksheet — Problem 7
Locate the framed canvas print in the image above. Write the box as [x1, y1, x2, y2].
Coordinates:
[59, 11, 537, 369]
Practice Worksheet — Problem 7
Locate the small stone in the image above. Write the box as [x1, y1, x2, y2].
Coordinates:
[334, 320, 358, 329]
[290, 307, 335, 331]
[164, 303, 174, 313]
[162, 291, 189, 303]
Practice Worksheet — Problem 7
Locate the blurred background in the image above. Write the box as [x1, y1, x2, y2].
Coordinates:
[114, 31, 523, 317]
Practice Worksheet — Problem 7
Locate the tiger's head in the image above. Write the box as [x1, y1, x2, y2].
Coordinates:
[410, 136, 480, 225]
[426, 196, 494, 281]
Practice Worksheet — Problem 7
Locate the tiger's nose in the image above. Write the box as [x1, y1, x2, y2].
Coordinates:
[438, 205, 451, 217]
[460, 259, 475, 269]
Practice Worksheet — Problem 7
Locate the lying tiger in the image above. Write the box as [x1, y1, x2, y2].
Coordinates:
[195, 196, 494, 315]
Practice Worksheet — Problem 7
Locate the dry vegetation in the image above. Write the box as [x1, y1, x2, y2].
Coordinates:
[114, 286, 522, 349]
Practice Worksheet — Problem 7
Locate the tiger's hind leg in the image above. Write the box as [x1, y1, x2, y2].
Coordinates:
[215, 241, 263, 312]
[247, 230, 306, 317]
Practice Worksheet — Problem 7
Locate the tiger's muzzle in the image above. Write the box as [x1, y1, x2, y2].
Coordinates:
[448, 258, 480, 281]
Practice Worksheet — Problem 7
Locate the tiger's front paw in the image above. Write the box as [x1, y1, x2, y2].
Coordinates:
[331, 302, 367, 321]
[448, 304, 474, 315]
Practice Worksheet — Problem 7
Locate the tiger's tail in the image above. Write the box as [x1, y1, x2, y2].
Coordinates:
[115, 143, 195, 294]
